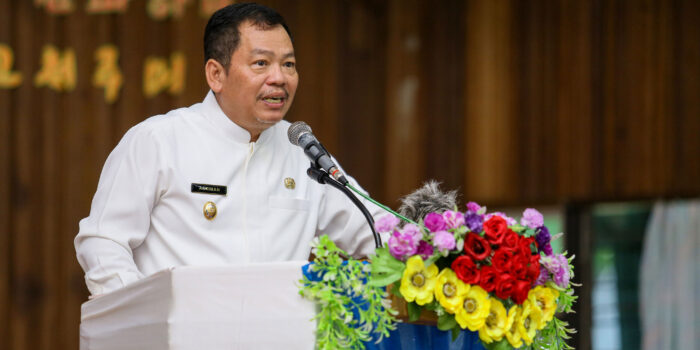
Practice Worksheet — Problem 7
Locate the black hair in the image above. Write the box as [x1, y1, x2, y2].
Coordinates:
[203, 2, 293, 69]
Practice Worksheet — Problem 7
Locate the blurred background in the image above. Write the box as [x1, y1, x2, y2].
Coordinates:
[0, 0, 698, 349]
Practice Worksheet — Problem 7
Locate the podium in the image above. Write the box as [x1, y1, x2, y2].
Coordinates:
[79, 261, 316, 350]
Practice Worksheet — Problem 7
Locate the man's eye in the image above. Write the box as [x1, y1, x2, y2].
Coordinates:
[284, 62, 295, 68]
[254, 60, 267, 66]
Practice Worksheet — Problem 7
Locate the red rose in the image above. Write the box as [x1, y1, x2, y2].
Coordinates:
[452, 255, 480, 284]
[491, 248, 512, 273]
[511, 259, 528, 280]
[464, 233, 492, 261]
[495, 274, 516, 300]
[479, 265, 498, 292]
[519, 236, 536, 256]
[512, 279, 531, 304]
[526, 256, 541, 282]
[483, 216, 508, 245]
[501, 229, 520, 249]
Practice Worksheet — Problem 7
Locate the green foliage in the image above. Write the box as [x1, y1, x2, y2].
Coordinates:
[299, 236, 398, 350]
[484, 339, 513, 350]
[367, 247, 405, 287]
[529, 254, 578, 350]
[528, 317, 577, 350]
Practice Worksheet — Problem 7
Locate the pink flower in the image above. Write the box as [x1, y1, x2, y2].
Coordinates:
[424, 212, 446, 232]
[534, 266, 548, 286]
[432, 230, 456, 253]
[375, 214, 400, 233]
[520, 208, 544, 229]
[415, 241, 434, 260]
[388, 230, 420, 261]
[466, 201, 482, 213]
[402, 223, 421, 237]
[442, 210, 465, 229]
[539, 254, 571, 288]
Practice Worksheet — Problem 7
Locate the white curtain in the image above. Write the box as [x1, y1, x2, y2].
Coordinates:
[639, 199, 699, 350]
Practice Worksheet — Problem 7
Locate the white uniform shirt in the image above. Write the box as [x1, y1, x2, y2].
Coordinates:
[75, 91, 383, 296]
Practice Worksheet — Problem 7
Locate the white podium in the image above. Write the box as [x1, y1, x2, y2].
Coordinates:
[79, 261, 316, 350]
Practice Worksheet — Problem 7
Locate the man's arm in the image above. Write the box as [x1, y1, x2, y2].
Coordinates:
[75, 124, 163, 296]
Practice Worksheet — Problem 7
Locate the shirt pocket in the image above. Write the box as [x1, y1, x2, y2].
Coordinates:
[268, 196, 311, 211]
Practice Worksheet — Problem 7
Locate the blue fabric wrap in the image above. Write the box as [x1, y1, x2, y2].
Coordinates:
[301, 263, 484, 350]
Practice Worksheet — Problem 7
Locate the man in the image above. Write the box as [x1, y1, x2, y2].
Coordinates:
[75, 3, 382, 297]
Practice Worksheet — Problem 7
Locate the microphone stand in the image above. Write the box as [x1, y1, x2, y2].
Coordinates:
[306, 165, 383, 249]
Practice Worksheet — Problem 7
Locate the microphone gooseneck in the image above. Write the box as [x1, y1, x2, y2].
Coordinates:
[306, 167, 382, 249]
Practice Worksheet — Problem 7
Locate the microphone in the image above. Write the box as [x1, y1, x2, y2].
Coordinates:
[287, 121, 348, 185]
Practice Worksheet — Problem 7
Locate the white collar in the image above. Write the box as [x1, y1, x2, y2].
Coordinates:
[200, 90, 275, 145]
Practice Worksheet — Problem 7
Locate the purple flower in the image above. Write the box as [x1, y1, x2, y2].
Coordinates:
[485, 212, 517, 226]
[424, 212, 446, 232]
[415, 240, 434, 260]
[433, 230, 456, 253]
[521, 208, 544, 229]
[540, 254, 571, 288]
[388, 230, 421, 261]
[464, 211, 484, 232]
[466, 201, 482, 213]
[534, 266, 549, 286]
[442, 210, 465, 229]
[535, 226, 553, 255]
[543, 243, 553, 256]
[375, 214, 400, 233]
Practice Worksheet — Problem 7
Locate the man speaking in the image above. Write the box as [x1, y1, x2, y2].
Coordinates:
[75, 3, 382, 296]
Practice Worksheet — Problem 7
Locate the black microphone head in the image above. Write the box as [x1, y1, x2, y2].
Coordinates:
[288, 121, 312, 146]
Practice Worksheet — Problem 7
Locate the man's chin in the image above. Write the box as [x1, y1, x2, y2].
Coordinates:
[255, 114, 285, 125]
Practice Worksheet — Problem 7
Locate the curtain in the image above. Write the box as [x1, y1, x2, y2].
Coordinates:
[639, 199, 699, 350]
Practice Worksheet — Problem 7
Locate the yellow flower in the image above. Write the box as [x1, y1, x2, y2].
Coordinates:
[528, 285, 559, 329]
[399, 256, 439, 305]
[434, 268, 469, 314]
[504, 305, 523, 348]
[455, 284, 491, 331]
[518, 300, 543, 345]
[478, 298, 509, 343]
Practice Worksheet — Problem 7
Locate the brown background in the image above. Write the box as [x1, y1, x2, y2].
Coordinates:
[1, 0, 698, 349]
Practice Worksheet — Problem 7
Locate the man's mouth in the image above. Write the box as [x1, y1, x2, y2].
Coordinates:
[262, 96, 284, 103]
[260, 91, 288, 105]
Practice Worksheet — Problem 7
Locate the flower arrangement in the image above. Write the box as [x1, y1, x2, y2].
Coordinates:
[369, 203, 578, 349]
[299, 236, 398, 350]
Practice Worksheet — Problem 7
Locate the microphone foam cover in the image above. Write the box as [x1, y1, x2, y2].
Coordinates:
[287, 121, 312, 146]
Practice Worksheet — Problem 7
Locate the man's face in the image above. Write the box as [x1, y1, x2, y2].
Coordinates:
[215, 22, 298, 139]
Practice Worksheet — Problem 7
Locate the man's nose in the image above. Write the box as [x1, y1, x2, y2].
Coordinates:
[266, 64, 285, 85]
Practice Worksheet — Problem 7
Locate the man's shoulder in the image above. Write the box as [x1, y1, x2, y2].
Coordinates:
[127, 102, 203, 137]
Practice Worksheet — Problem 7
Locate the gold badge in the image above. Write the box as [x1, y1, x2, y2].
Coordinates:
[284, 177, 295, 190]
[203, 201, 217, 220]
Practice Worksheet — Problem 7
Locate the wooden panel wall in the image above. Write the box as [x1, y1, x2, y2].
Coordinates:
[0, 0, 698, 349]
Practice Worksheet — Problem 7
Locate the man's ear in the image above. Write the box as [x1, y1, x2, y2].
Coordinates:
[205, 59, 226, 93]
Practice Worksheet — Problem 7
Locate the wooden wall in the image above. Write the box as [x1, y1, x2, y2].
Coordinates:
[0, 0, 698, 349]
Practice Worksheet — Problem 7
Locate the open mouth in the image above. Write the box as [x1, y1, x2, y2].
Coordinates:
[262, 97, 284, 104]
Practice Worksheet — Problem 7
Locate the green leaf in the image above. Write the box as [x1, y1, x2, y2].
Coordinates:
[482, 339, 512, 350]
[367, 272, 402, 287]
[437, 313, 457, 331]
[406, 301, 421, 322]
[450, 326, 461, 342]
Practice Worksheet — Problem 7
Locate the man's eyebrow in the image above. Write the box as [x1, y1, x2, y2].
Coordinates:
[250, 48, 295, 59]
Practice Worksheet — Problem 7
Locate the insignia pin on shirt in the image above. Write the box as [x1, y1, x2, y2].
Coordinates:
[203, 201, 217, 220]
[284, 177, 295, 190]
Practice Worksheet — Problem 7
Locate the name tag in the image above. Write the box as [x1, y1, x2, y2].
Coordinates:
[191, 183, 227, 195]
